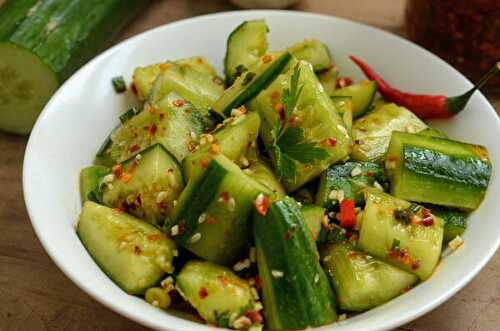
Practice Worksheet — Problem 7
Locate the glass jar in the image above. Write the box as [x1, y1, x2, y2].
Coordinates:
[406, 0, 499, 91]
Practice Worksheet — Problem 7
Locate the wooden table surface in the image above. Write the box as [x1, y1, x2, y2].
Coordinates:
[1, 0, 499, 330]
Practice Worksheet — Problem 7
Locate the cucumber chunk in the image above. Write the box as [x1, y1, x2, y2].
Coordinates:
[316, 161, 385, 209]
[110, 92, 205, 163]
[386, 132, 491, 210]
[331, 80, 376, 118]
[331, 96, 354, 131]
[358, 188, 444, 280]
[352, 103, 428, 162]
[101, 144, 184, 225]
[419, 127, 448, 138]
[176, 260, 258, 328]
[182, 111, 261, 180]
[427, 206, 467, 243]
[301, 204, 326, 241]
[320, 243, 418, 312]
[212, 51, 293, 118]
[251, 60, 352, 192]
[243, 158, 286, 198]
[77, 201, 177, 294]
[254, 197, 337, 330]
[224, 19, 269, 86]
[318, 65, 338, 95]
[148, 62, 224, 117]
[79, 165, 110, 203]
[132, 56, 221, 101]
[287, 38, 332, 72]
[171, 154, 270, 265]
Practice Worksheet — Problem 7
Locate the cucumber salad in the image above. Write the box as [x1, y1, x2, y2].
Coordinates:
[77, 19, 492, 330]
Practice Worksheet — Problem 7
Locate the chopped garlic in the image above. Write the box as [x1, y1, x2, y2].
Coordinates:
[350, 166, 363, 177]
[373, 181, 384, 191]
[271, 270, 284, 278]
[190, 232, 202, 243]
[170, 225, 179, 236]
[448, 236, 464, 251]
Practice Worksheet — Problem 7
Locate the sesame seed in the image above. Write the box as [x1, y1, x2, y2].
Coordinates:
[156, 191, 168, 204]
[190, 232, 202, 243]
[251, 287, 260, 300]
[373, 181, 384, 191]
[102, 174, 115, 183]
[314, 273, 320, 283]
[170, 225, 179, 236]
[198, 213, 207, 224]
[448, 236, 464, 251]
[271, 270, 284, 278]
[233, 258, 251, 272]
[135, 154, 142, 160]
[228, 197, 236, 211]
[323, 255, 332, 262]
[240, 156, 250, 168]
[350, 166, 363, 177]
[249, 247, 256, 263]
[233, 316, 252, 329]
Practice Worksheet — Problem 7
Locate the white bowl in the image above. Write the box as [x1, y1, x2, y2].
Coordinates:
[23, 10, 500, 331]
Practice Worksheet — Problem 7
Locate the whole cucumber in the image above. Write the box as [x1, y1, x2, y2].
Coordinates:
[0, 0, 150, 134]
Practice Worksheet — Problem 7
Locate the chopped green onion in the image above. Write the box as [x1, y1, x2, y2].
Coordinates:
[391, 238, 401, 252]
[112, 76, 127, 93]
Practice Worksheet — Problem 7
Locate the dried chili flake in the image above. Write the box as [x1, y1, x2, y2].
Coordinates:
[173, 99, 185, 107]
[254, 194, 270, 216]
[198, 287, 208, 299]
[261, 54, 273, 63]
[336, 77, 353, 89]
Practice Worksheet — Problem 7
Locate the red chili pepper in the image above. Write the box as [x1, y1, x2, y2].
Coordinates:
[349, 55, 499, 119]
[339, 199, 356, 229]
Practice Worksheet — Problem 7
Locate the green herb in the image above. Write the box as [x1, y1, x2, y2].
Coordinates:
[271, 65, 329, 180]
[317, 223, 346, 245]
[391, 238, 401, 251]
[111, 76, 127, 93]
[214, 310, 231, 327]
[241, 71, 256, 86]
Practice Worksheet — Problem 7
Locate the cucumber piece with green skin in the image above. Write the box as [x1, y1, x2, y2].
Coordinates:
[254, 197, 337, 330]
[101, 144, 184, 226]
[427, 206, 467, 243]
[316, 161, 385, 209]
[418, 127, 448, 138]
[148, 61, 224, 117]
[77, 201, 177, 295]
[119, 107, 141, 124]
[331, 80, 376, 118]
[352, 103, 428, 162]
[110, 92, 204, 163]
[182, 111, 261, 180]
[320, 243, 418, 312]
[301, 205, 326, 241]
[243, 158, 286, 198]
[318, 65, 338, 95]
[386, 132, 491, 210]
[0, 0, 149, 134]
[212, 51, 293, 118]
[80, 165, 110, 203]
[172, 154, 270, 265]
[358, 188, 444, 280]
[287, 38, 332, 72]
[133, 57, 222, 102]
[224, 19, 269, 86]
[251, 60, 352, 192]
[176, 260, 258, 328]
[95, 124, 121, 167]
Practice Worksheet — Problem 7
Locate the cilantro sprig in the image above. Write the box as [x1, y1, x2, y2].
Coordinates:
[271, 65, 329, 180]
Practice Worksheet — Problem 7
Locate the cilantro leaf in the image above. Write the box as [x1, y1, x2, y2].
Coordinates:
[281, 64, 303, 125]
[272, 145, 296, 181]
[278, 127, 329, 163]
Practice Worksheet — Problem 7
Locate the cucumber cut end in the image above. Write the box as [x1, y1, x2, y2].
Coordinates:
[0, 42, 58, 134]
